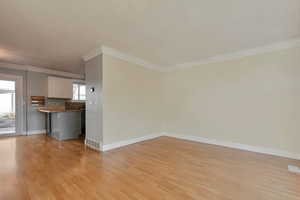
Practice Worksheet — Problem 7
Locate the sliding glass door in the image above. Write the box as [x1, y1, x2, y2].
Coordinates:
[0, 73, 23, 136]
[0, 80, 16, 135]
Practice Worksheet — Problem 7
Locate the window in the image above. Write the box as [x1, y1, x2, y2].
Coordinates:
[73, 83, 86, 101]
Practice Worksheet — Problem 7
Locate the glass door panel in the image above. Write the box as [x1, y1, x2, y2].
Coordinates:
[0, 80, 16, 135]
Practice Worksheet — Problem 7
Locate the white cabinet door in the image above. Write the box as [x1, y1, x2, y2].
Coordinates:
[48, 76, 73, 99]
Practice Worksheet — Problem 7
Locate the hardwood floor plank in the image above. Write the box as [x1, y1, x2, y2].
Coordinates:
[0, 135, 299, 200]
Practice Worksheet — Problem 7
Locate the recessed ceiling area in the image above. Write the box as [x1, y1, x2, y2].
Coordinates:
[0, 0, 299, 74]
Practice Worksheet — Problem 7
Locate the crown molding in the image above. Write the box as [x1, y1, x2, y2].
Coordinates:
[83, 46, 165, 72]
[83, 38, 300, 73]
[167, 37, 300, 71]
[82, 47, 103, 62]
[0, 62, 84, 79]
[101, 46, 164, 71]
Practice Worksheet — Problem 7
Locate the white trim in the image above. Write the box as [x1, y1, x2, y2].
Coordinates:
[0, 62, 84, 79]
[169, 38, 300, 71]
[85, 138, 102, 151]
[82, 48, 103, 62]
[85, 143, 101, 151]
[82, 46, 165, 72]
[95, 132, 300, 160]
[27, 130, 46, 135]
[166, 38, 300, 72]
[83, 38, 300, 72]
[102, 133, 164, 151]
[85, 144, 101, 151]
[164, 133, 300, 160]
[101, 46, 164, 71]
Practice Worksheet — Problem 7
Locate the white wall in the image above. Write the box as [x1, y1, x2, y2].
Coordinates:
[163, 46, 300, 155]
[102, 54, 164, 145]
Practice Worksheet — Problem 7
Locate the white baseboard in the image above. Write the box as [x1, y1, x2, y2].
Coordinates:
[27, 129, 46, 135]
[102, 133, 164, 151]
[85, 138, 102, 151]
[165, 133, 300, 160]
[89, 132, 300, 160]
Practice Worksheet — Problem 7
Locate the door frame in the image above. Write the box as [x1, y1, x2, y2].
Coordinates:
[0, 73, 24, 136]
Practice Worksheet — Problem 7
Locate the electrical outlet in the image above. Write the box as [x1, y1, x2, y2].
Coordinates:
[288, 165, 300, 174]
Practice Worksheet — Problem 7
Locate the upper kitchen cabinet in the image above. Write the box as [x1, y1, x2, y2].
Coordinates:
[48, 76, 73, 99]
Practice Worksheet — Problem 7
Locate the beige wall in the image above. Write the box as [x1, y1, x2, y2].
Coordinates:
[163, 47, 300, 154]
[102, 55, 164, 145]
[95, 46, 300, 155]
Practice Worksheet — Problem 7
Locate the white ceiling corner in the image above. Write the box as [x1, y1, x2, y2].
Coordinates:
[82, 47, 103, 62]
[83, 46, 166, 72]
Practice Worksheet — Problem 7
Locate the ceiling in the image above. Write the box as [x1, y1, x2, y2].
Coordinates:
[0, 0, 299, 74]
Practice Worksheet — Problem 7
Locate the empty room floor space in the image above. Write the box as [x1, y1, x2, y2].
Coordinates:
[0, 135, 299, 200]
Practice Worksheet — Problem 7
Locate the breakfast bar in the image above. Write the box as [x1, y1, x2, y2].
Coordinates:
[38, 106, 83, 141]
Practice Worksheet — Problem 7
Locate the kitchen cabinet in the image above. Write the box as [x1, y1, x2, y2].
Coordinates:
[48, 76, 73, 99]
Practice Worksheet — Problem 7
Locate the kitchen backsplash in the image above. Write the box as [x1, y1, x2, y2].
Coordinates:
[46, 99, 66, 106]
[65, 101, 85, 110]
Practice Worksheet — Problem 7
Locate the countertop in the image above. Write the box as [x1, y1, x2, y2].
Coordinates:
[37, 106, 83, 113]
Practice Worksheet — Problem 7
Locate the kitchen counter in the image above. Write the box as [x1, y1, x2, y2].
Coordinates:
[37, 106, 83, 141]
[37, 106, 83, 113]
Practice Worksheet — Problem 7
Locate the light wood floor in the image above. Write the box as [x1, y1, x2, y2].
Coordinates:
[0, 135, 300, 200]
